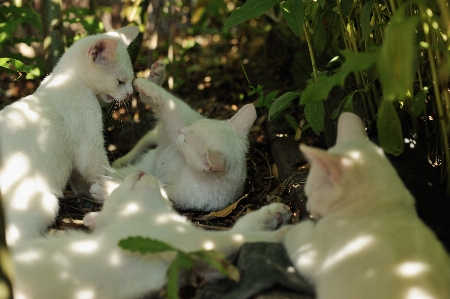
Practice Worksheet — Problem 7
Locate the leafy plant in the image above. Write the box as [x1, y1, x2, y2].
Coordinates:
[0, 58, 39, 79]
[118, 237, 239, 299]
[225, 0, 450, 194]
[0, 3, 44, 79]
[63, 7, 104, 44]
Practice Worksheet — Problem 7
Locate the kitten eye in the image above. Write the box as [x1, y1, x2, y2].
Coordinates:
[118, 79, 125, 85]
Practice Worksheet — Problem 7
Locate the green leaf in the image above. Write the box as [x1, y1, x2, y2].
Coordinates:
[410, 88, 428, 117]
[285, 114, 299, 131]
[248, 84, 264, 96]
[340, 0, 354, 18]
[265, 90, 279, 102]
[268, 91, 301, 120]
[118, 237, 178, 254]
[377, 99, 404, 156]
[304, 0, 313, 17]
[318, 0, 325, 9]
[378, 9, 419, 101]
[0, 58, 37, 79]
[304, 100, 324, 135]
[313, 21, 326, 54]
[166, 253, 195, 299]
[360, 0, 374, 43]
[331, 90, 357, 119]
[224, 0, 282, 28]
[282, 0, 304, 37]
[256, 90, 279, 108]
[300, 49, 379, 105]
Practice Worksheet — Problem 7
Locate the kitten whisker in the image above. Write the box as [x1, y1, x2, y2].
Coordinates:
[205, 103, 215, 118]
[102, 165, 117, 174]
[111, 167, 128, 180]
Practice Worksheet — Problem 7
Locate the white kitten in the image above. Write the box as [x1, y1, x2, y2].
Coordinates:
[12, 171, 292, 299]
[91, 69, 257, 211]
[0, 26, 138, 245]
[284, 112, 450, 299]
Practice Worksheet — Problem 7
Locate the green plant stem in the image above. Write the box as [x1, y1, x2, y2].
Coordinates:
[339, 15, 373, 123]
[424, 25, 450, 195]
[437, 0, 450, 40]
[374, 4, 385, 45]
[389, 0, 396, 14]
[303, 23, 317, 82]
[42, 0, 65, 74]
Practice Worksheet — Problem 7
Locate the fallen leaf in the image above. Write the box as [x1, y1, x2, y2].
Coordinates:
[271, 163, 278, 180]
[197, 194, 248, 221]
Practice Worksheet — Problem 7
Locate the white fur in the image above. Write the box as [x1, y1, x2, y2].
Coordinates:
[284, 112, 450, 299]
[0, 27, 139, 245]
[12, 171, 292, 299]
[91, 71, 257, 211]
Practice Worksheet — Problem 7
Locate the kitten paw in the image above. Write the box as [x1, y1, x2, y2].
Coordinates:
[232, 203, 292, 232]
[134, 78, 162, 106]
[90, 177, 121, 203]
[259, 203, 292, 230]
[148, 60, 166, 86]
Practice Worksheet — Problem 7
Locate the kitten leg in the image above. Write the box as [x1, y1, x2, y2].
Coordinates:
[147, 60, 166, 86]
[230, 203, 292, 233]
[195, 204, 293, 257]
[134, 78, 203, 142]
[68, 170, 93, 197]
[112, 61, 165, 168]
[111, 125, 160, 168]
[283, 220, 317, 278]
[90, 177, 123, 203]
[5, 189, 59, 245]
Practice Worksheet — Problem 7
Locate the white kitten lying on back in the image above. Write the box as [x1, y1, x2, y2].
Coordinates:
[284, 112, 450, 299]
[13, 171, 292, 299]
[0, 26, 138, 245]
[91, 63, 257, 211]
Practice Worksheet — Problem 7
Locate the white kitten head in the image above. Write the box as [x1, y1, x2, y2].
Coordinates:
[57, 26, 138, 103]
[84, 171, 172, 230]
[301, 112, 414, 219]
[175, 104, 256, 173]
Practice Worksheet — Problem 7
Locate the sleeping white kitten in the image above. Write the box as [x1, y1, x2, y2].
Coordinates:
[284, 112, 450, 299]
[91, 65, 257, 211]
[13, 171, 292, 299]
[0, 26, 138, 245]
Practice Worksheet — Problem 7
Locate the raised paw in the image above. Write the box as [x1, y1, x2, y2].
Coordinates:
[134, 78, 162, 106]
[148, 60, 166, 86]
[231, 203, 292, 233]
[89, 177, 122, 203]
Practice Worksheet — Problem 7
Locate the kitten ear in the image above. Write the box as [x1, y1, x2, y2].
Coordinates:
[83, 212, 99, 230]
[228, 104, 257, 136]
[107, 26, 139, 46]
[88, 39, 118, 63]
[204, 148, 224, 172]
[300, 144, 342, 183]
[335, 112, 367, 145]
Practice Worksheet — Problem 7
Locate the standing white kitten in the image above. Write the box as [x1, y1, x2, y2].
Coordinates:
[13, 171, 292, 299]
[284, 112, 450, 299]
[0, 26, 138, 245]
[91, 65, 257, 211]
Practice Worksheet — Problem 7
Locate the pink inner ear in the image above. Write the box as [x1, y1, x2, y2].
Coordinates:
[204, 148, 224, 172]
[88, 39, 118, 62]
